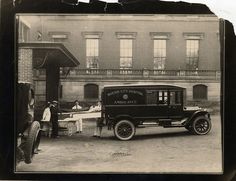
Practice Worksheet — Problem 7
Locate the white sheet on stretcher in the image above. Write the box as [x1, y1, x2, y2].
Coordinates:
[59, 111, 101, 122]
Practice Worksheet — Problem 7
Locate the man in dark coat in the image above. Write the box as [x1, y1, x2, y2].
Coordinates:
[50, 100, 59, 138]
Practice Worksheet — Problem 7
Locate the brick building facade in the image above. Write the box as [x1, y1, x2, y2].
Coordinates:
[18, 14, 221, 104]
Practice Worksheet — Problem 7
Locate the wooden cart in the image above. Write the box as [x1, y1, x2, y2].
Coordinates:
[58, 111, 101, 136]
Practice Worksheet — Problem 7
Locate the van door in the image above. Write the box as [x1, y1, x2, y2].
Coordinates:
[168, 90, 183, 118]
[145, 90, 169, 119]
[156, 90, 169, 118]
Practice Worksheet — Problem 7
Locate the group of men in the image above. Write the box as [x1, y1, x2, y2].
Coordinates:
[41, 100, 103, 138]
[72, 100, 103, 137]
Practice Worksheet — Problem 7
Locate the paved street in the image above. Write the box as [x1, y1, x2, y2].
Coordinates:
[16, 114, 222, 173]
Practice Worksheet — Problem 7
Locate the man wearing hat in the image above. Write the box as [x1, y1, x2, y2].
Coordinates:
[50, 100, 59, 138]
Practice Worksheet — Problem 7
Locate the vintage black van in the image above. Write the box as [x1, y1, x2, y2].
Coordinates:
[101, 84, 211, 140]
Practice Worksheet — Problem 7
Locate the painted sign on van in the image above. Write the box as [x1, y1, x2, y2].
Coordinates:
[106, 89, 145, 105]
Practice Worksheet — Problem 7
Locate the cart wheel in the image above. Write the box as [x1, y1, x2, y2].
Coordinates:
[114, 120, 135, 141]
[192, 116, 211, 135]
[67, 122, 75, 136]
[24, 121, 41, 164]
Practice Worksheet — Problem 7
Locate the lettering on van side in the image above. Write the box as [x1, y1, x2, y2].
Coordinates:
[114, 100, 137, 104]
[107, 89, 144, 97]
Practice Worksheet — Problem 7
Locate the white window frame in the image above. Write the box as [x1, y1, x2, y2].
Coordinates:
[82, 32, 103, 72]
[116, 32, 137, 73]
[186, 39, 199, 70]
[183, 33, 204, 70]
[120, 39, 133, 69]
[150, 32, 170, 74]
[86, 38, 99, 69]
[153, 39, 167, 70]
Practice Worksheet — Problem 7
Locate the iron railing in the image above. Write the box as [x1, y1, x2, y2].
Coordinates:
[34, 69, 221, 80]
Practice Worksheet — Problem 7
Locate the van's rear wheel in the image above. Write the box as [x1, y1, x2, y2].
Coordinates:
[24, 121, 41, 164]
[114, 120, 135, 141]
[192, 116, 211, 135]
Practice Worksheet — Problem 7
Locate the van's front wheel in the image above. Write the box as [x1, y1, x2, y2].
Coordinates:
[192, 116, 211, 135]
[114, 120, 135, 141]
[24, 121, 41, 164]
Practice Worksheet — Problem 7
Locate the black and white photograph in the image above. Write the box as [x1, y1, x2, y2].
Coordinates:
[15, 13, 222, 173]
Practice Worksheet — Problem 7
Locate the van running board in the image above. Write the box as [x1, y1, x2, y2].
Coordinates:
[137, 118, 188, 128]
[138, 124, 185, 128]
[138, 122, 159, 128]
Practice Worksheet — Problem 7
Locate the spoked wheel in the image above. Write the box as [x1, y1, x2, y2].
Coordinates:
[24, 121, 41, 164]
[114, 120, 135, 141]
[192, 116, 211, 135]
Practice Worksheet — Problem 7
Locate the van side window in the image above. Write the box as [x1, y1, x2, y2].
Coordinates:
[170, 91, 181, 105]
[158, 91, 168, 105]
[146, 90, 157, 105]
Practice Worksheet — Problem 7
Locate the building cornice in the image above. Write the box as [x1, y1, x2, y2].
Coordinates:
[34, 14, 218, 22]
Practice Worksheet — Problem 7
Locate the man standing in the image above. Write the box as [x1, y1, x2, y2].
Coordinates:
[92, 102, 102, 138]
[72, 100, 83, 133]
[41, 102, 52, 137]
[50, 100, 59, 138]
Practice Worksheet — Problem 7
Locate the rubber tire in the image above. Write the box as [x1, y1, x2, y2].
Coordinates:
[191, 116, 212, 135]
[114, 120, 136, 141]
[24, 121, 41, 164]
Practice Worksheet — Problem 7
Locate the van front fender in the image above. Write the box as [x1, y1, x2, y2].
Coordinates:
[187, 111, 210, 125]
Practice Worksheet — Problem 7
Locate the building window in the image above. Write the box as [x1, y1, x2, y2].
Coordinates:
[186, 39, 199, 70]
[193, 84, 207, 100]
[84, 84, 99, 99]
[154, 39, 166, 70]
[183, 33, 204, 70]
[82, 32, 103, 71]
[86, 39, 99, 69]
[150, 33, 170, 74]
[120, 39, 133, 69]
[116, 32, 137, 73]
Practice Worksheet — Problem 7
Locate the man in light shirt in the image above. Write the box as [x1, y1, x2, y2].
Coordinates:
[72, 100, 83, 133]
[41, 102, 52, 137]
[72, 100, 82, 110]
